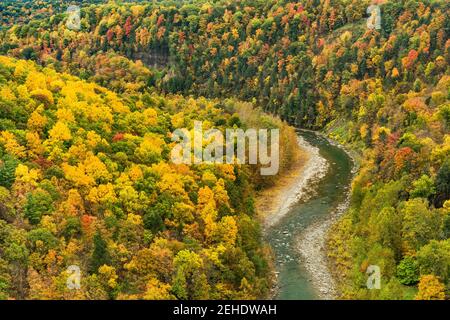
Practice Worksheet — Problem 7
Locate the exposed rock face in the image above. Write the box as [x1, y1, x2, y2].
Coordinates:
[132, 48, 169, 69]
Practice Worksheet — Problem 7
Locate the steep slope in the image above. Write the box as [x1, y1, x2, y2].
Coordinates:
[0, 56, 302, 300]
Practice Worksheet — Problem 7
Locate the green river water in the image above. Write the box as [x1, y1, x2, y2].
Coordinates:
[266, 130, 354, 300]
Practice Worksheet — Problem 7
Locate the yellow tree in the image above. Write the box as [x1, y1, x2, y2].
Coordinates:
[143, 278, 175, 300]
[197, 186, 218, 243]
[49, 121, 72, 142]
[0, 131, 26, 158]
[415, 275, 446, 300]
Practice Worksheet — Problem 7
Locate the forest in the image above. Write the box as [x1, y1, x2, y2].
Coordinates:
[0, 0, 449, 300]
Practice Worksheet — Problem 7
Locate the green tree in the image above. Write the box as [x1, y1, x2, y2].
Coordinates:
[90, 231, 111, 274]
[0, 156, 18, 188]
[396, 256, 419, 285]
[410, 175, 435, 199]
[27, 228, 58, 251]
[434, 160, 450, 208]
[401, 199, 441, 252]
[416, 240, 450, 283]
[172, 250, 209, 299]
[24, 191, 53, 225]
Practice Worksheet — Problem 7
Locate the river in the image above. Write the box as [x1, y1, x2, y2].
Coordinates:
[265, 130, 354, 300]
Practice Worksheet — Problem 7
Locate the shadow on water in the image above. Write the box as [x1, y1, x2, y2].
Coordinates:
[266, 130, 353, 300]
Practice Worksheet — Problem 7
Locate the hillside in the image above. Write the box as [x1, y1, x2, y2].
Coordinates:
[0, 55, 303, 299]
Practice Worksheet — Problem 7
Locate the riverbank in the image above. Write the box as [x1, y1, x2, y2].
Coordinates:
[257, 133, 330, 299]
[255, 137, 308, 225]
[259, 130, 355, 300]
[296, 133, 357, 300]
[257, 134, 329, 230]
[296, 187, 351, 299]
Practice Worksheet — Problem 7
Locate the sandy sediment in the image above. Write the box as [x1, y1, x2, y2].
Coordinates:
[261, 135, 329, 230]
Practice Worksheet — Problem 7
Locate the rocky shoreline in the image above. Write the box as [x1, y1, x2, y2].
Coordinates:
[263, 130, 356, 300]
[264, 135, 329, 229]
[296, 133, 357, 300]
[260, 133, 330, 299]
[296, 191, 351, 299]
